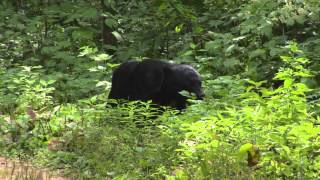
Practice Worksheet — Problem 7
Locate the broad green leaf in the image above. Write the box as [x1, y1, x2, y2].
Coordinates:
[112, 31, 123, 41]
[223, 58, 240, 68]
[232, 36, 246, 41]
[249, 49, 266, 59]
[239, 143, 253, 158]
[105, 18, 117, 28]
[91, 54, 112, 61]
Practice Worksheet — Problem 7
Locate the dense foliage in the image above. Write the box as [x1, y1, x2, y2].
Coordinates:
[0, 0, 319, 179]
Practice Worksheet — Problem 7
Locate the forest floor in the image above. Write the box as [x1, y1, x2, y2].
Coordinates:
[0, 157, 71, 180]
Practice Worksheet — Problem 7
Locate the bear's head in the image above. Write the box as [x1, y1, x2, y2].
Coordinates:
[164, 64, 204, 99]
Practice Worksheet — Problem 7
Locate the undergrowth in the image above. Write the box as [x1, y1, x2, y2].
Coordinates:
[0, 43, 319, 179]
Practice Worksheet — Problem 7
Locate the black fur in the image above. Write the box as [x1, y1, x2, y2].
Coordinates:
[108, 59, 204, 110]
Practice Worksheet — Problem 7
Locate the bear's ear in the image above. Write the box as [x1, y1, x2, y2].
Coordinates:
[134, 66, 165, 100]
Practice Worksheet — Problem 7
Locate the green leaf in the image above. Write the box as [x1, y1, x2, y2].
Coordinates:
[112, 31, 123, 41]
[205, 41, 219, 55]
[249, 49, 266, 59]
[223, 58, 240, 68]
[72, 29, 94, 40]
[79, 46, 98, 57]
[175, 24, 183, 33]
[104, 0, 116, 11]
[96, 81, 111, 89]
[82, 8, 98, 19]
[91, 54, 112, 61]
[232, 36, 246, 41]
[246, 79, 267, 87]
[105, 18, 117, 28]
[182, 50, 193, 57]
[239, 143, 253, 158]
[194, 26, 204, 33]
[284, 79, 293, 88]
[260, 23, 273, 37]
[225, 44, 236, 55]
[190, 43, 196, 49]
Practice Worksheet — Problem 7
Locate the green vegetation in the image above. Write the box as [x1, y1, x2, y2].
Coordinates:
[0, 0, 319, 179]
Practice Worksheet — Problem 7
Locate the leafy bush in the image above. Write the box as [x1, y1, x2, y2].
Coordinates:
[164, 43, 320, 179]
[1, 0, 320, 179]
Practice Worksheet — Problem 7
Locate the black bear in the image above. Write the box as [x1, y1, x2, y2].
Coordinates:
[108, 59, 204, 110]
